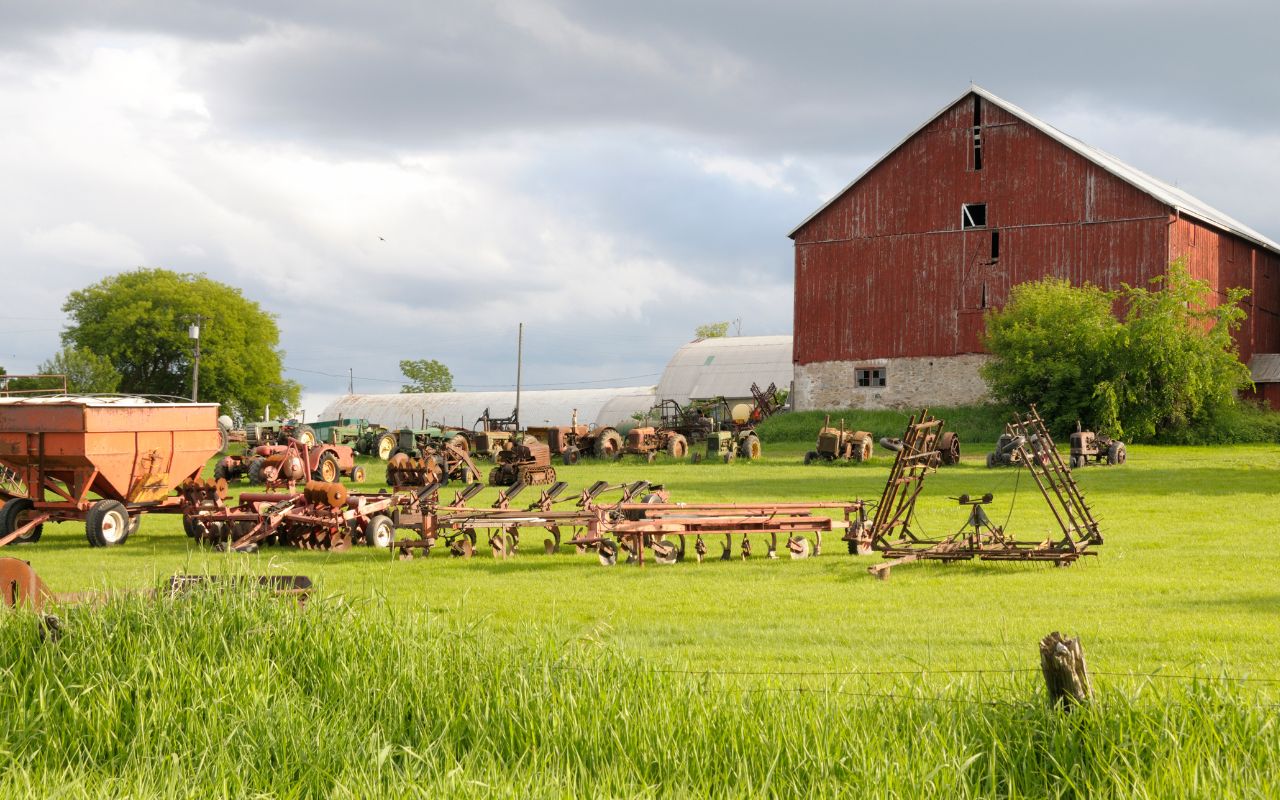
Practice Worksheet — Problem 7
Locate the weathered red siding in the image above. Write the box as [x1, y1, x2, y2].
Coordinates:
[792, 91, 1280, 369]
[793, 92, 1169, 364]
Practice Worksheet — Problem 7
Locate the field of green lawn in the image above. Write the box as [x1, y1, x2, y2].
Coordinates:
[20, 438, 1280, 679]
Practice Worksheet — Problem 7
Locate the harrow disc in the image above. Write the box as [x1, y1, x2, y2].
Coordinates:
[652, 539, 678, 565]
[787, 537, 812, 559]
[597, 539, 618, 566]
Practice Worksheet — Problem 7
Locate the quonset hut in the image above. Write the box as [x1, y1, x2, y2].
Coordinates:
[319, 386, 657, 431]
[789, 86, 1280, 410]
[654, 335, 793, 407]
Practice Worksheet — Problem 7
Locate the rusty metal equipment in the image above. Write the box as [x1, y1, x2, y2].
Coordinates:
[0, 397, 221, 548]
[215, 439, 365, 487]
[1069, 422, 1126, 468]
[525, 411, 623, 464]
[986, 423, 1049, 468]
[385, 442, 481, 487]
[856, 407, 1103, 578]
[805, 416, 874, 464]
[1, 556, 312, 611]
[489, 440, 557, 486]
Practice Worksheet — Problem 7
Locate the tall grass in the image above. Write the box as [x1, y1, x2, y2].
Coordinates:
[1, 589, 1276, 798]
[758, 404, 1013, 445]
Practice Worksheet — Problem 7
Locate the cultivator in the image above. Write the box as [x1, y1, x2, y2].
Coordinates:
[858, 408, 1103, 578]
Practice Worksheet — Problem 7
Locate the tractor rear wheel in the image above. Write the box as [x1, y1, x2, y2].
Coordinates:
[1107, 442, 1127, 465]
[853, 436, 873, 463]
[294, 424, 318, 446]
[314, 452, 340, 483]
[247, 457, 267, 485]
[86, 499, 132, 547]
[739, 434, 761, 460]
[803, 451, 817, 465]
[667, 434, 688, 458]
[375, 433, 397, 460]
[594, 429, 622, 459]
[0, 497, 42, 544]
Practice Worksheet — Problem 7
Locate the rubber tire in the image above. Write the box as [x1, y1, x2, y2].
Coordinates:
[938, 432, 961, 466]
[86, 499, 132, 547]
[804, 451, 817, 465]
[217, 425, 230, 454]
[313, 452, 340, 483]
[739, 435, 761, 460]
[1070, 455, 1081, 469]
[562, 446, 580, 466]
[247, 457, 266, 485]
[986, 452, 998, 469]
[667, 434, 688, 459]
[294, 424, 318, 446]
[1108, 442, 1126, 465]
[350, 465, 367, 483]
[376, 433, 397, 461]
[594, 429, 622, 459]
[364, 514, 394, 548]
[852, 436, 873, 463]
[0, 497, 42, 544]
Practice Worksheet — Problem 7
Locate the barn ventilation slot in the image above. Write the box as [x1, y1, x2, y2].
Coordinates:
[972, 96, 983, 170]
[991, 229, 1000, 260]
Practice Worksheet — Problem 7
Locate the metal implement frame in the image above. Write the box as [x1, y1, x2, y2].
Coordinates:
[863, 406, 1103, 577]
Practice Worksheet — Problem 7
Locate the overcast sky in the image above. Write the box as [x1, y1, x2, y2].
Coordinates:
[2, 1, 1277, 416]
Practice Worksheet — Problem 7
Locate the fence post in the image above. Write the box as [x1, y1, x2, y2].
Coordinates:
[1039, 631, 1092, 710]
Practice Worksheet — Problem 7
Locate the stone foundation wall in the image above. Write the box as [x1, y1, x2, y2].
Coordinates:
[794, 355, 992, 410]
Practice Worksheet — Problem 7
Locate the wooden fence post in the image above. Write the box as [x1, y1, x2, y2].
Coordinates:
[1039, 631, 1092, 710]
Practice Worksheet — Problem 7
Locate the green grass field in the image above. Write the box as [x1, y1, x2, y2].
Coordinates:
[4, 437, 1279, 796]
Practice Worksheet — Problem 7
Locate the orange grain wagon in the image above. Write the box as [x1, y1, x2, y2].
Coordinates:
[0, 397, 220, 547]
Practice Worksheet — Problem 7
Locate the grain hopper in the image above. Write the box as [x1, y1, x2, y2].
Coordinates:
[0, 396, 220, 547]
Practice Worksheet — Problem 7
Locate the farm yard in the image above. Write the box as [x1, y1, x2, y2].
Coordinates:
[4, 425, 1279, 797]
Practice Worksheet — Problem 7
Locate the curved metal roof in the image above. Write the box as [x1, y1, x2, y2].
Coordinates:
[655, 335, 793, 403]
[318, 386, 656, 430]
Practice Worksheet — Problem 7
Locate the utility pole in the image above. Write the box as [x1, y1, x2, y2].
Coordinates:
[515, 322, 523, 430]
[348, 368, 354, 395]
[189, 315, 202, 402]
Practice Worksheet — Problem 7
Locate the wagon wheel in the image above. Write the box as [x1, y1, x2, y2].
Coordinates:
[364, 515, 394, 548]
[85, 499, 133, 548]
[0, 497, 43, 544]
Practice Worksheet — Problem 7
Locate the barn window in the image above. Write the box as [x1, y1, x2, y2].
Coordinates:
[990, 229, 1000, 260]
[856, 368, 886, 388]
[962, 203, 987, 229]
[980, 283, 988, 309]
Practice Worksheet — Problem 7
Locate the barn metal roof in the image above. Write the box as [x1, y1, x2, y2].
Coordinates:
[790, 86, 1280, 256]
[317, 386, 656, 430]
[655, 335, 793, 403]
[1249, 354, 1280, 383]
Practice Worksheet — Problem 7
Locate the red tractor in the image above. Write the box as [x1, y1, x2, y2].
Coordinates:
[214, 439, 365, 487]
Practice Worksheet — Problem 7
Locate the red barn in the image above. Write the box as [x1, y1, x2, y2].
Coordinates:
[789, 86, 1280, 410]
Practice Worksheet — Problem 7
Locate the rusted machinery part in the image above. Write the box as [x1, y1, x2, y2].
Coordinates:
[562, 446, 580, 466]
[787, 536, 812, 559]
[304, 480, 349, 509]
[938, 432, 961, 466]
[0, 557, 55, 610]
[666, 434, 688, 459]
[593, 429, 623, 459]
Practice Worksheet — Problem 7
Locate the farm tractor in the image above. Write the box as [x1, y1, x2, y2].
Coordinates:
[1069, 423, 1126, 468]
[986, 423, 1050, 468]
[306, 417, 398, 459]
[473, 407, 520, 460]
[692, 383, 783, 463]
[214, 439, 365, 487]
[619, 400, 710, 461]
[525, 411, 623, 465]
[245, 418, 319, 448]
[489, 440, 557, 486]
[804, 416, 874, 464]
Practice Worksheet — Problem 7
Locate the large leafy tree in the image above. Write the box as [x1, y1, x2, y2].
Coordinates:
[982, 260, 1252, 440]
[399, 359, 453, 393]
[39, 346, 122, 394]
[61, 268, 300, 417]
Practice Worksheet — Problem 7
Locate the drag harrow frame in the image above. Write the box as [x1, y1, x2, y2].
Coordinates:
[862, 407, 1103, 579]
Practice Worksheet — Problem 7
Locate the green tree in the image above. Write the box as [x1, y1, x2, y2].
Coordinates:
[399, 359, 453, 393]
[982, 260, 1252, 440]
[61, 268, 300, 417]
[695, 321, 730, 338]
[39, 346, 121, 394]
